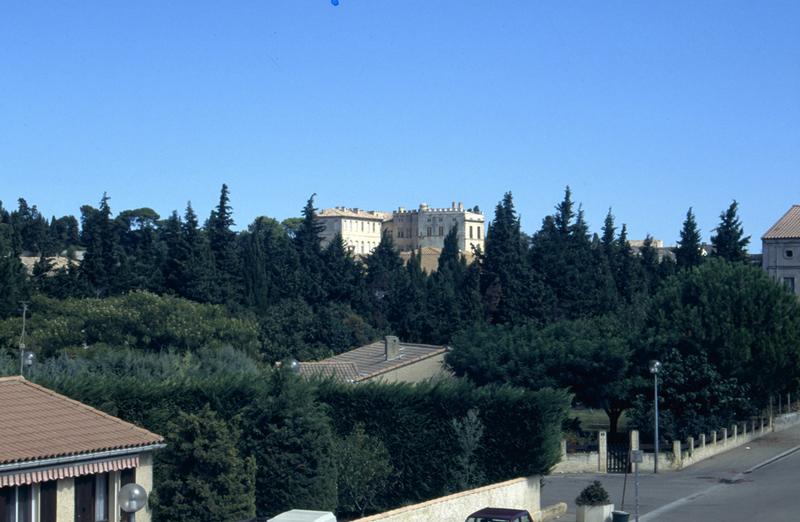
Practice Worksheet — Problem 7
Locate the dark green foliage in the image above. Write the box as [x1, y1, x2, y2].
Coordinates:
[241, 374, 338, 517]
[293, 194, 326, 304]
[80, 194, 127, 296]
[206, 184, 242, 304]
[483, 192, 544, 324]
[317, 379, 570, 509]
[575, 481, 610, 506]
[628, 349, 752, 441]
[0, 292, 260, 358]
[153, 405, 256, 522]
[447, 315, 640, 433]
[711, 200, 750, 262]
[673, 208, 703, 270]
[646, 259, 800, 406]
[0, 222, 29, 319]
[335, 424, 393, 517]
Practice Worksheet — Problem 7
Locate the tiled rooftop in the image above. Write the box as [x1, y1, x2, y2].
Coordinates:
[298, 340, 447, 383]
[763, 205, 800, 240]
[0, 376, 163, 465]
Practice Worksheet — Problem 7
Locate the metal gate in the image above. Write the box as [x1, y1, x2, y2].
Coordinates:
[607, 432, 630, 473]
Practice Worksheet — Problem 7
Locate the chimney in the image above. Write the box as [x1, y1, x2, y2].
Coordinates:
[458, 202, 464, 211]
[452, 201, 456, 209]
[384, 335, 400, 361]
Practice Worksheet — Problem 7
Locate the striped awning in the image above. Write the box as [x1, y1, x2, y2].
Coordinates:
[0, 455, 139, 487]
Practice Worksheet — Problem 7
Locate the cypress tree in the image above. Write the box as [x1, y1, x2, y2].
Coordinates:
[674, 207, 703, 270]
[182, 202, 216, 302]
[80, 194, 127, 296]
[482, 192, 540, 324]
[710, 200, 750, 263]
[365, 232, 405, 328]
[154, 405, 256, 522]
[639, 234, 661, 294]
[293, 194, 326, 305]
[206, 184, 242, 304]
[0, 223, 28, 319]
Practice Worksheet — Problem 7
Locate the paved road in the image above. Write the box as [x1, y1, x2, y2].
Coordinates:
[541, 424, 800, 521]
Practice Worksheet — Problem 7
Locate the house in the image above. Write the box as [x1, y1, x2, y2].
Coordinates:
[0, 376, 164, 522]
[298, 336, 449, 384]
[317, 201, 485, 258]
[762, 205, 800, 296]
[317, 207, 390, 255]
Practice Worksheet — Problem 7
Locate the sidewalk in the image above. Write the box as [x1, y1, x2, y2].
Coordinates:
[540, 423, 800, 521]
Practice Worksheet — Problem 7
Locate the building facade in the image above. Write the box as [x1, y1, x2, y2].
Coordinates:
[385, 202, 484, 254]
[318, 201, 485, 257]
[317, 207, 389, 255]
[0, 376, 164, 522]
[762, 205, 800, 296]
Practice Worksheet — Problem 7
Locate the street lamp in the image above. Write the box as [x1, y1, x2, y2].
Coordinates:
[649, 360, 662, 473]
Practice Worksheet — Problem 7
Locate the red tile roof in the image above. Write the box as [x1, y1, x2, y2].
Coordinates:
[763, 205, 800, 240]
[0, 376, 163, 466]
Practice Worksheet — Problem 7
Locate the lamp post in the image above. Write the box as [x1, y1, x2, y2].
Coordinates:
[649, 360, 662, 473]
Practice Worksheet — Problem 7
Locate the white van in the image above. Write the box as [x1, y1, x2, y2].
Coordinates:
[268, 510, 337, 522]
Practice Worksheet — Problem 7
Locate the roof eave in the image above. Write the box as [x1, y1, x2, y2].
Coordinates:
[0, 443, 166, 473]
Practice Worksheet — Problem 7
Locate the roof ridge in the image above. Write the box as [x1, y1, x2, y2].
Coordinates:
[16, 378, 163, 442]
[0, 375, 24, 383]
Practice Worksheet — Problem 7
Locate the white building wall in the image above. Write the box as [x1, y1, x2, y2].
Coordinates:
[762, 239, 800, 296]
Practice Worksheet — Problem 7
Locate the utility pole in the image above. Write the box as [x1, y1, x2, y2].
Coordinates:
[18, 302, 28, 376]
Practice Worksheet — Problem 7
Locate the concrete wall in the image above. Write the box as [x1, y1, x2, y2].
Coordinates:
[762, 238, 800, 296]
[56, 478, 75, 522]
[367, 353, 449, 384]
[136, 452, 154, 522]
[352, 476, 540, 522]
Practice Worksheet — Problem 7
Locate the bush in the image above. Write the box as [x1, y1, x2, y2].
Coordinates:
[575, 481, 610, 506]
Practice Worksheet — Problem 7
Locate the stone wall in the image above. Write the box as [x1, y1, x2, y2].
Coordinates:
[351, 476, 541, 522]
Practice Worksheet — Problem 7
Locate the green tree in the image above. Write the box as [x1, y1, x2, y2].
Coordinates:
[449, 409, 485, 491]
[673, 208, 703, 270]
[241, 374, 338, 517]
[482, 192, 544, 324]
[364, 232, 405, 328]
[646, 259, 800, 407]
[206, 184, 242, 304]
[710, 200, 750, 262]
[335, 424, 393, 517]
[80, 194, 128, 296]
[639, 234, 661, 294]
[292, 194, 326, 305]
[153, 405, 256, 522]
[0, 223, 29, 319]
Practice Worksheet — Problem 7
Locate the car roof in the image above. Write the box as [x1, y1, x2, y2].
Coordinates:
[468, 507, 530, 517]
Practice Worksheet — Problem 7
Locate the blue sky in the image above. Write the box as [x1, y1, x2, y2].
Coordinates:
[1, 1, 798, 249]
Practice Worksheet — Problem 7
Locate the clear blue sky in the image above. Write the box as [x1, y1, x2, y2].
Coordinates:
[2, 1, 798, 249]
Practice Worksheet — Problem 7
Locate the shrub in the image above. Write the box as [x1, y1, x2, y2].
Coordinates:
[575, 481, 610, 506]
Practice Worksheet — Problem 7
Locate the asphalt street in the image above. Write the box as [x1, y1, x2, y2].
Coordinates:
[541, 423, 800, 521]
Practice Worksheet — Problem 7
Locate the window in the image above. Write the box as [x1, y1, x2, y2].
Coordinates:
[438, 226, 444, 236]
[427, 227, 432, 237]
[469, 226, 473, 239]
[785, 277, 796, 292]
[372, 222, 376, 233]
[478, 227, 482, 239]
[786, 249, 794, 259]
[361, 221, 364, 232]
[75, 474, 109, 522]
[1, 485, 36, 522]
[40, 482, 57, 522]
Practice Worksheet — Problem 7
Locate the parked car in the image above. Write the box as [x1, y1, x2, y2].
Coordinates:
[465, 507, 533, 522]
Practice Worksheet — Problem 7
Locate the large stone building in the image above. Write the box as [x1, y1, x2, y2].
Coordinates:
[317, 201, 485, 257]
[317, 207, 390, 255]
[762, 205, 800, 296]
[385, 202, 485, 254]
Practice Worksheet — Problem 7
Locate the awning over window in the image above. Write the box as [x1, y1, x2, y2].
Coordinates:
[0, 456, 139, 487]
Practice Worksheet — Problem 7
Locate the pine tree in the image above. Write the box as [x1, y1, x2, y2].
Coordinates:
[182, 202, 216, 302]
[322, 233, 365, 308]
[365, 232, 405, 328]
[710, 200, 750, 263]
[639, 234, 661, 294]
[0, 223, 29, 319]
[292, 194, 326, 305]
[80, 194, 127, 296]
[387, 249, 428, 342]
[615, 224, 645, 302]
[206, 184, 242, 304]
[674, 208, 703, 270]
[154, 405, 256, 522]
[482, 192, 540, 324]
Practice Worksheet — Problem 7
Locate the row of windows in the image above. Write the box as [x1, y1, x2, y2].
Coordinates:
[347, 240, 377, 254]
[339, 219, 378, 234]
[0, 468, 136, 522]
